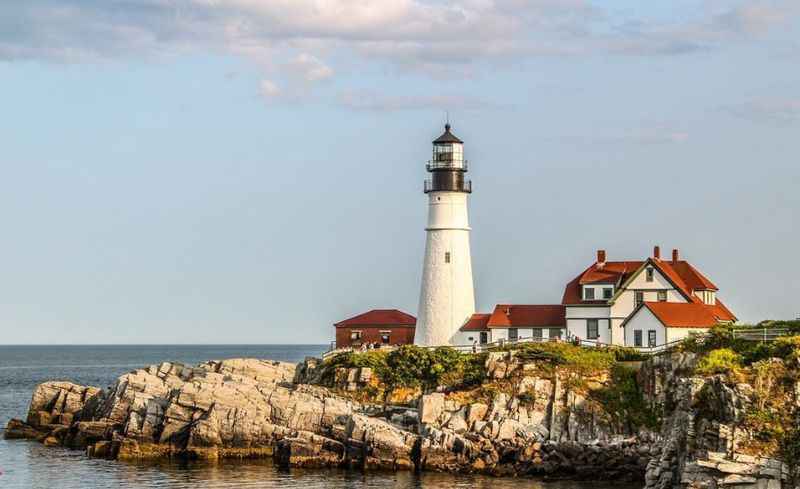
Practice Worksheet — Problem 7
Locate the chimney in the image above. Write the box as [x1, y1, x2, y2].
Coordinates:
[653, 245, 661, 260]
[672, 249, 679, 263]
[597, 249, 606, 265]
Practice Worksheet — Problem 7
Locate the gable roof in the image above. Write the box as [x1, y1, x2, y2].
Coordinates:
[334, 309, 416, 328]
[461, 313, 491, 331]
[562, 254, 720, 305]
[487, 304, 566, 329]
[630, 301, 735, 329]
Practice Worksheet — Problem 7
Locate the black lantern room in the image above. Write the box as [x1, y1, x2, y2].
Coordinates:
[424, 124, 472, 193]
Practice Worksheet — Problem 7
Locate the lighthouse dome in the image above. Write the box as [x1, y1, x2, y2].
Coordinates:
[432, 123, 463, 144]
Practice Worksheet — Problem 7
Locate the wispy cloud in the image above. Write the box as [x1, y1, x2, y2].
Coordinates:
[726, 98, 800, 125]
[0, 0, 798, 105]
[336, 90, 493, 112]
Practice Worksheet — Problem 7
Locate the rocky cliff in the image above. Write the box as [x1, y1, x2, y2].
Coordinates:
[5, 347, 798, 488]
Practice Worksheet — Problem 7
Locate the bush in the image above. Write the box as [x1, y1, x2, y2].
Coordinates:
[329, 346, 487, 395]
[696, 348, 742, 375]
[612, 347, 648, 362]
[771, 336, 800, 362]
[497, 342, 615, 374]
[592, 364, 660, 431]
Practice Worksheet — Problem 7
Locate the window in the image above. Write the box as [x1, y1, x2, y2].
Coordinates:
[584, 287, 595, 300]
[634, 330, 642, 347]
[648, 330, 657, 347]
[508, 328, 518, 341]
[350, 330, 362, 341]
[646, 268, 654, 282]
[549, 328, 562, 340]
[603, 287, 613, 299]
[444, 252, 451, 263]
[479, 332, 488, 344]
[532, 329, 543, 340]
[587, 319, 599, 340]
[658, 290, 667, 302]
[380, 331, 391, 344]
[635, 291, 644, 307]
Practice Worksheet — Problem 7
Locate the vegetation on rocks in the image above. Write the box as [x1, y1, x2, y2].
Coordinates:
[592, 364, 660, 431]
[325, 345, 486, 400]
[695, 348, 743, 375]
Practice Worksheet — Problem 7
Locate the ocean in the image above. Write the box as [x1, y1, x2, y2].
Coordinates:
[0, 345, 629, 488]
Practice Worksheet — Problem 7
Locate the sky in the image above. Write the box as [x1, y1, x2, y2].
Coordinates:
[0, 0, 799, 344]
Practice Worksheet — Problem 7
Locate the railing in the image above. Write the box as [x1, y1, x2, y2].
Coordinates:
[424, 179, 472, 193]
[730, 328, 790, 342]
[426, 160, 468, 172]
[322, 328, 794, 361]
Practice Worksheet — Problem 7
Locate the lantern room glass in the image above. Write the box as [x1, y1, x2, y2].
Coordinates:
[431, 142, 464, 169]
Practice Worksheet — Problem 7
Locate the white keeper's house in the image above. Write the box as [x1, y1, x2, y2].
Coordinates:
[456, 246, 737, 348]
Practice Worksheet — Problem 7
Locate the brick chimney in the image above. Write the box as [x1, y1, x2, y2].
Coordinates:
[597, 249, 606, 265]
[672, 248, 679, 263]
[654, 245, 661, 260]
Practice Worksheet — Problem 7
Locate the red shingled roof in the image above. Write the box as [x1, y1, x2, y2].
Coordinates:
[562, 254, 721, 305]
[334, 309, 416, 328]
[461, 313, 491, 331]
[640, 301, 733, 328]
[487, 305, 565, 329]
[709, 299, 737, 322]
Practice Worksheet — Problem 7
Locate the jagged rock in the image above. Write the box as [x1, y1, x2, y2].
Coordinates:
[6, 351, 790, 484]
[3, 419, 44, 440]
[466, 402, 488, 427]
[419, 393, 445, 425]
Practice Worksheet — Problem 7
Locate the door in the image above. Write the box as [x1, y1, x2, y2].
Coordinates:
[479, 331, 488, 344]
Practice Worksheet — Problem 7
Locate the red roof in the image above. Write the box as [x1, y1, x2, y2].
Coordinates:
[334, 309, 416, 328]
[640, 301, 733, 328]
[562, 255, 721, 306]
[461, 313, 491, 331]
[486, 304, 565, 329]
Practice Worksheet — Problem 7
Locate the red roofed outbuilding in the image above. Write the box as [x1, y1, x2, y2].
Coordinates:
[334, 309, 416, 348]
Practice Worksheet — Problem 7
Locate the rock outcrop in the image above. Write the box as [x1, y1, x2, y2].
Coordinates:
[5, 351, 798, 487]
[641, 354, 792, 489]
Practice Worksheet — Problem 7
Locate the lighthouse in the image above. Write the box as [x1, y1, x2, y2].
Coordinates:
[415, 124, 476, 346]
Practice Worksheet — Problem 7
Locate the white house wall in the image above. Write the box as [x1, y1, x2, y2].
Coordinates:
[623, 307, 666, 347]
[565, 306, 610, 343]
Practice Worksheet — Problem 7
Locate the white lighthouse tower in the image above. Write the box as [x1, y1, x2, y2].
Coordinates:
[415, 124, 476, 346]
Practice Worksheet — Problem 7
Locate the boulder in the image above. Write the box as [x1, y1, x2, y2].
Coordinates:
[419, 393, 445, 426]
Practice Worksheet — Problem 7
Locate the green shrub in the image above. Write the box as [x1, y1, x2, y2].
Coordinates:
[328, 346, 487, 395]
[612, 347, 648, 362]
[771, 336, 800, 362]
[496, 342, 615, 374]
[696, 348, 742, 375]
[592, 364, 660, 431]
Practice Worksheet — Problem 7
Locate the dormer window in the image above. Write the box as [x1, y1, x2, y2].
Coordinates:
[584, 287, 595, 300]
[646, 268, 654, 282]
[603, 287, 613, 299]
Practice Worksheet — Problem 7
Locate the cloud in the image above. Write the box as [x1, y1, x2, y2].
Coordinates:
[0, 0, 797, 105]
[260, 79, 281, 98]
[285, 53, 334, 82]
[336, 90, 493, 112]
[726, 98, 800, 125]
